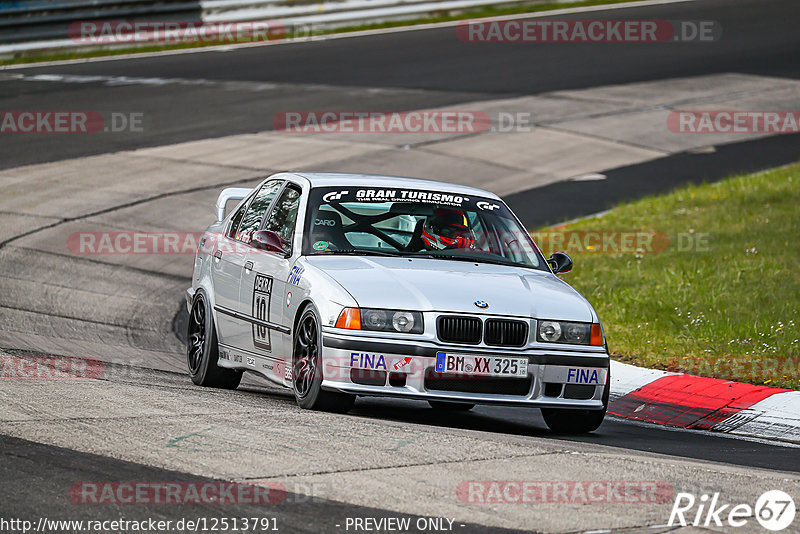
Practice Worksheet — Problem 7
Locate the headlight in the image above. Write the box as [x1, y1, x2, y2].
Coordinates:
[335, 308, 424, 334]
[537, 320, 604, 346]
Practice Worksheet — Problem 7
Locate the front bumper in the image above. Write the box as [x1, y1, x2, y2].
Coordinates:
[320, 331, 609, 409]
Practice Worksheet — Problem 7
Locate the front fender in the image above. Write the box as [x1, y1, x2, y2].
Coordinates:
[291, 257, 358, 329]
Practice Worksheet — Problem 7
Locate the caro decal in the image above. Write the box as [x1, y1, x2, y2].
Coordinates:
[314, 218, 336, 226]
[252, 274, 272, 352]
[287, 266, 304, 286]
[567, 368, 600, 384]
[392, 357, 412, 370]
[350, 352, 387, 370]
[262, 362, 273, 371]
[322, 190, 349, 202]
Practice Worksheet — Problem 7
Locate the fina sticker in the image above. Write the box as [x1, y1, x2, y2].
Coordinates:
[287, 265, 304, 285]
[313, 241, 329, 251]
[567, 368, 601, 384]
[350, 352, 387, 370]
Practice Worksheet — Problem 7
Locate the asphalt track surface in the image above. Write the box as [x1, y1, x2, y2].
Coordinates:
[507, 132, 800, 226]
[0, 434, 530, 534]
[2, 0, 800, 531]
[1, 0, 798, 168]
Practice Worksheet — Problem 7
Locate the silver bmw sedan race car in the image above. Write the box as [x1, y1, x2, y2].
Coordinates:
[186, 172, 610, 433]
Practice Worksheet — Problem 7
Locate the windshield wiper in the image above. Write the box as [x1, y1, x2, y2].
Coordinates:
[428, 254, 531, 269]
[322, 249, 405, 257]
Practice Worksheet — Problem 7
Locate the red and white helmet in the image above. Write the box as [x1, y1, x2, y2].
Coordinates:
[421, 208, 475, 250]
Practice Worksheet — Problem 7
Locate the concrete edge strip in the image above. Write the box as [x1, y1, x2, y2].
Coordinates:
[608, 360, 800, 444]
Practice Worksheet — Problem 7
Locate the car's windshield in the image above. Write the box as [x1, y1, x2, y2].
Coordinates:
[303, 186, 547, 270]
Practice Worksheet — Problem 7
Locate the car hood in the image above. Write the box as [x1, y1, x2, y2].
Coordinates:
[305, 256, 595, 321]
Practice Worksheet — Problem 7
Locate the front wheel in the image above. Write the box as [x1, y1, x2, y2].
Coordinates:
[541, 373, 610, 434]
[292, 304, 355, 413]
[187, 290, 242, 389]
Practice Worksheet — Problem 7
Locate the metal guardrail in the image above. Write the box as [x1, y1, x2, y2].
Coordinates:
[0, 0, 569, 50]
[0, 0, 203, 43]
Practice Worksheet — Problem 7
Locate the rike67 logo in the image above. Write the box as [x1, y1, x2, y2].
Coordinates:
[669, 490, 796, 531]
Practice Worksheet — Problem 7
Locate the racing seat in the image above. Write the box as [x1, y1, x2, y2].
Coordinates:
[310, 209, 351, 250]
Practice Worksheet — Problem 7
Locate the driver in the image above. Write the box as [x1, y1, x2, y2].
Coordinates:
[421, 208, 475, 250]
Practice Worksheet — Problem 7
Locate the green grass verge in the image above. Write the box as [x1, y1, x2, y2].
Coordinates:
[535, 163, 800, 390]
[1, 0, 642, 67]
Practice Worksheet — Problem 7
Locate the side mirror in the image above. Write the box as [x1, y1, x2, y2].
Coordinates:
[547, 252, 573, 274]
[252, 230, 287, 255]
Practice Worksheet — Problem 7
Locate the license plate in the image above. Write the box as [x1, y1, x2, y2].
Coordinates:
[435, 352, 528, 377]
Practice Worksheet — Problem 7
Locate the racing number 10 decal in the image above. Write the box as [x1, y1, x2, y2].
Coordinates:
[253, 274, 272, 352]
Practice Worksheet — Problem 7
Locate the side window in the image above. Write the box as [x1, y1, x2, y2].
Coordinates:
[226, 200, 248, 239]
[263, 186, 301, 254]
[235, 180, 283, 244]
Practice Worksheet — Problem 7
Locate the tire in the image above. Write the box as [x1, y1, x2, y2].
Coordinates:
[187, 290, 242, 389]
[428, 400, 475, 411]
[292, 304, 355, 413]
[541, 373, 610, 434]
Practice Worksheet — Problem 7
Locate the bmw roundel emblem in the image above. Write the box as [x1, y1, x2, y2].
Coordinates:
[474, 300, 489, 309]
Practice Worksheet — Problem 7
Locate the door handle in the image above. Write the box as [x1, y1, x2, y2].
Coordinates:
[244, 261, 254, 272]
[214, 250, 222, 260]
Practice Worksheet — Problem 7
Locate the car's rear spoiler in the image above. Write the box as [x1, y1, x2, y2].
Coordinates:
[214, 187, 252, 222]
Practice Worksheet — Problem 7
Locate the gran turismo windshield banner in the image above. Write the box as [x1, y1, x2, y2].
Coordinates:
[304, 186, 547, 270]
[315, 186, 505, 211]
